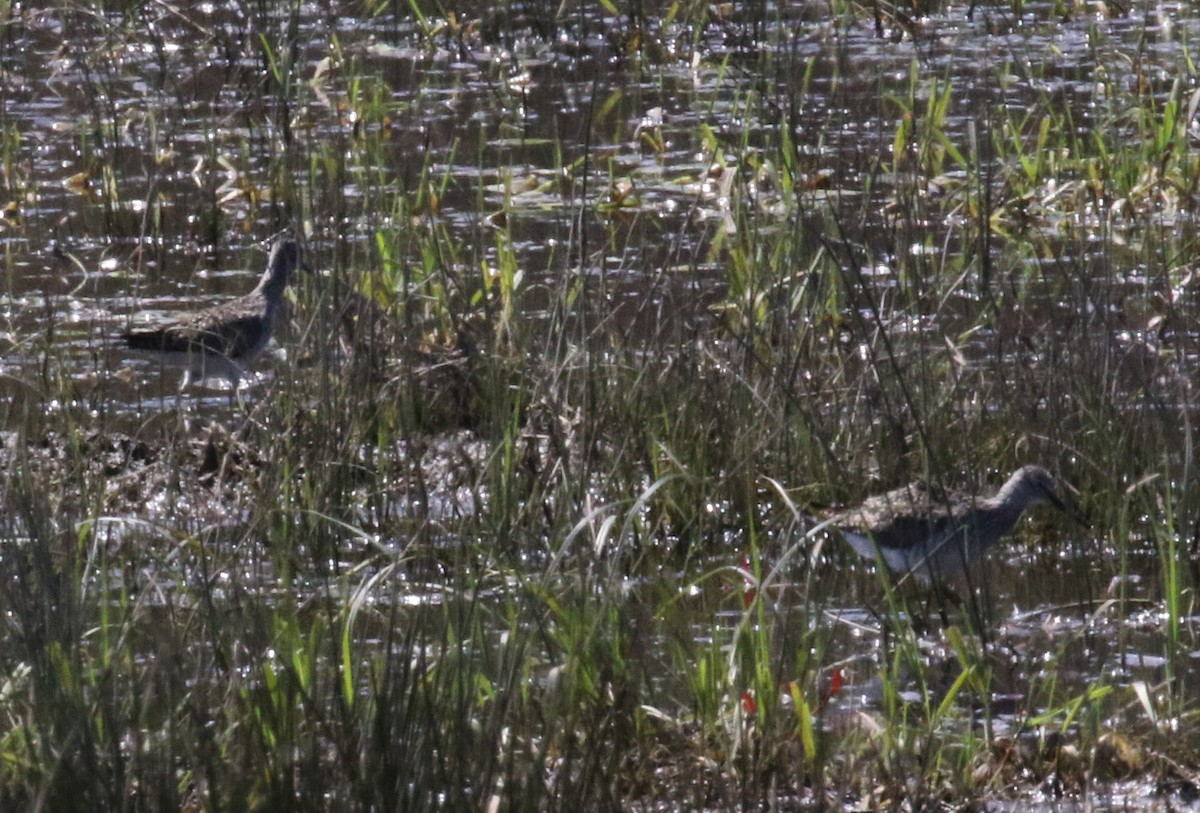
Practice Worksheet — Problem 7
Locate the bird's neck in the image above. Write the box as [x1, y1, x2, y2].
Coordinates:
[978, 496, 1027, 532]
[256, 268, 290, 303]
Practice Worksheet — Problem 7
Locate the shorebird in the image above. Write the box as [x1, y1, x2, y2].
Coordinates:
[829, 465, 1067, 583]
[123, 239, 301, 396]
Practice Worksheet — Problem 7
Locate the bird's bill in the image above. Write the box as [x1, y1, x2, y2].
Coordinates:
[1045, 481, 1090, 529]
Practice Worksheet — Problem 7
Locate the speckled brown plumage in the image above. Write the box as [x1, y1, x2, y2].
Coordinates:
[831, 465, 1065, 582]
[124, 239, 300, 393]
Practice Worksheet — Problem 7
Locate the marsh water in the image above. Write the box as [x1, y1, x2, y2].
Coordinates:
[4, 0, 1200, 807]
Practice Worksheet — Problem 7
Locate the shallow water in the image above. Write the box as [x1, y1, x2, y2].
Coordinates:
[3, 0, 1200, 804]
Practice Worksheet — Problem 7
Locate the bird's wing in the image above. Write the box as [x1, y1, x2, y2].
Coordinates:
[125, 312, 267, 359]
[847, 480, 974, 551]
[857, 512, 947, 551]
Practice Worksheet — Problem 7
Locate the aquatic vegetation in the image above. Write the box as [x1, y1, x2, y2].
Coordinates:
[0, 0, 1197, 809]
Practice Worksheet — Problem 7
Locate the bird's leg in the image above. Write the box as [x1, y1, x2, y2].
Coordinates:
[959, 571, 995, 648]
[921, 578, 964, 629]
[227, 361, 246, 408]
[174, 370, 191, 412]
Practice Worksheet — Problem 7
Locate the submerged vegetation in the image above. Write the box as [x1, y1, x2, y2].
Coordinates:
[1, 0, 1199, 808]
